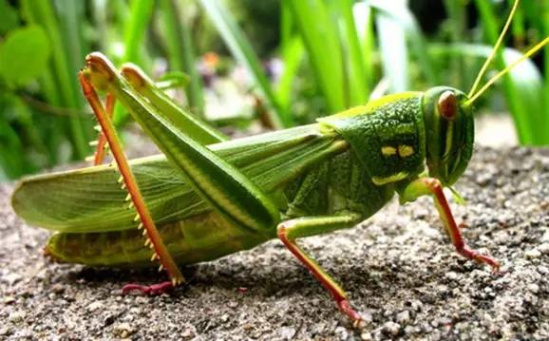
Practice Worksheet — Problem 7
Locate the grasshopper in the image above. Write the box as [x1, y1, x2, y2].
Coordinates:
[11, 0, 549, 326]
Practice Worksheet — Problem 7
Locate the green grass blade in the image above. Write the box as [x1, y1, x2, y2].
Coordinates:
[474, 0, 546, 145]
[508, 0, 525, 47]
[514, 0, 549, 144]
[159, 0, 205, 116]
[277, 36, 303, 112]
[370, 0, 437, 91]
[543, 1, 549, 138]
[338, 0, 370, 104]
[0, 119, 25, 180]
[199, 0, 289, 128]
[277, 0, 303, 112]
[123, 0, 154, 63]
[21, 0, 91, 159]
[286, 0, 346, 112]
[113, 0, 154, 125]
[371, 0, 408, 92]
[443, 0, 472, 90]
[353, 1, 375, 94]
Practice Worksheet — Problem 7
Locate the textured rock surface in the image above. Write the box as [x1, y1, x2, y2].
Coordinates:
[1, 147, 548, 340]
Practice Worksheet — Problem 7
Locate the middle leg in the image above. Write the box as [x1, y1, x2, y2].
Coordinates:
[276, 213, 364, 327]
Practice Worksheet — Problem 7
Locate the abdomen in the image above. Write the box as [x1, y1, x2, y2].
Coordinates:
[46, 211, 272, 267]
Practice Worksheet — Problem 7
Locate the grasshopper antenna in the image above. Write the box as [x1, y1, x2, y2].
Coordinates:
[467, 36, 549, 105]
[467, 0, 520, 98]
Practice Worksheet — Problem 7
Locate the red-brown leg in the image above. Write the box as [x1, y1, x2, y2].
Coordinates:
[78, 72, 185, 293]
[276, 214, 364, 327]
[92, 93, 115, 165]
[121, 281, 174, 295]
[401, 177, 500, 272]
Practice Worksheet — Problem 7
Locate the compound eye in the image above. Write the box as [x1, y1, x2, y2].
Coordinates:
[438, 91, 458, 120]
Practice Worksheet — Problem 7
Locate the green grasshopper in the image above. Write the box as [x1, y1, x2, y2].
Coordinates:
[11, 0, 549, 327]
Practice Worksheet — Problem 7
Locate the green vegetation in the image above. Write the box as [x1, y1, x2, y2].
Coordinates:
[0, 0, 547, 180]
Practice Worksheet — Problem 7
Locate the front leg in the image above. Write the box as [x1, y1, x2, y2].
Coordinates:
[400, 177, 500, 272]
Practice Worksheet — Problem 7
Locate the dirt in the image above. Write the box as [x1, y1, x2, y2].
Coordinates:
[1, 146, 549, 340]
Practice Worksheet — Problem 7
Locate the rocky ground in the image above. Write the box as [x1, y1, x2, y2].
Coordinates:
[1, 146, 548, 340]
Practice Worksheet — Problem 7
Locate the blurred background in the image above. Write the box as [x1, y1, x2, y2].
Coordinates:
[0, 0, 547, 181]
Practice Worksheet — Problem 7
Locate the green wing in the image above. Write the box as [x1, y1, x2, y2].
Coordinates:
[12, 124, 343, 233]
[12, 156, 203, 232]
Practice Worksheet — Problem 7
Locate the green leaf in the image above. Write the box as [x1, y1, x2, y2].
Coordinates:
[0, 25, 51, 87]
[156, 71, 191, 90]
[0, 0, 19, 34]
[286, 0, 346, 112]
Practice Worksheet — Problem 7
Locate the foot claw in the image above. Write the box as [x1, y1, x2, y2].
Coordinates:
[474, 253, 500, 273]
[121, 281, 174, 295]
[464, 247, 500, 274]
[338, 300, 364, 329]
[488, 260, 501, 275]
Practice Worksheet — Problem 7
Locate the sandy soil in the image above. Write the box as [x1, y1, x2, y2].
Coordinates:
[1, 147, 548, 340]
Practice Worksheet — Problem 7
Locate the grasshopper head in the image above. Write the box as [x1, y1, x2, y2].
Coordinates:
[422, 86, 474, 186]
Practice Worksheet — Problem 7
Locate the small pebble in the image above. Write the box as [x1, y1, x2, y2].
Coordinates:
[538, 243, 549, 255]
[113, 323, 134, 338]
[360, 331, 372, 340]
[410, 300, 423, 312]
[9, 311, 25, 323]
[361, 311, 373, 325]
[537, 266, 549, 275]
[525, 249, 542, 259]
[0, 327, 12, 336]
[129, 307, 143, 316]
[2, 273, 22, 286]
[279, 326, 296, 339]
[404, 325, 417, 335]
[396, 310, 411, 325]
[87, 301, 104, 312]
[334, 326, 348, 339]
[51, 284, 65, 294]
[421, 322, 433, 333]
[181, 328, 194, 340]
[383, 321, 401, 336]
[528, 284, 539, 294]
[3, 296, 15, 304]
[445, 271, 458, 281]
